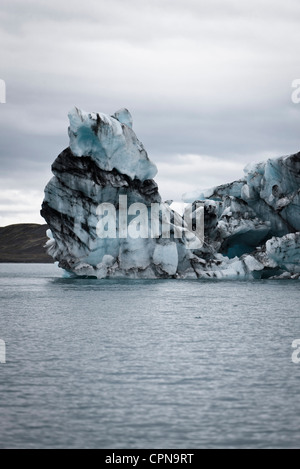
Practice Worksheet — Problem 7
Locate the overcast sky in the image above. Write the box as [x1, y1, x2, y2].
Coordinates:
[0, 0, 300, 226]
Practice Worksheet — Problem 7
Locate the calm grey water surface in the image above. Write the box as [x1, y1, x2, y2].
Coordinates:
[0, 263, 299, 449]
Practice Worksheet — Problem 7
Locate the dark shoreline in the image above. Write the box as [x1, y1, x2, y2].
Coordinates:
[0, 223, 52, 263]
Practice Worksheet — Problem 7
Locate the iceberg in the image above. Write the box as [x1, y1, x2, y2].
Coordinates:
[183, 152, 300, 279]
[41, 107, 300, 279]
[41, 108, 200, 278]
[68, 107, 157, 181]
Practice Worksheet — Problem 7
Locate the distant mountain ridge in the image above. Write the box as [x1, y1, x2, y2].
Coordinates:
[0, 224, 52, 263]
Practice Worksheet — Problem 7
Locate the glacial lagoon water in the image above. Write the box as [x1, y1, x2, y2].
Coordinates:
[0, 263, 299, 449]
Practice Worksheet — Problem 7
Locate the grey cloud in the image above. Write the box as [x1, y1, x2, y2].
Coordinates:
[0, 0, 300, 225]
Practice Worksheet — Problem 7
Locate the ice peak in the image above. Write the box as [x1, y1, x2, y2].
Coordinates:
[68, 107, 157, 181]
[112, 108, 133, 129]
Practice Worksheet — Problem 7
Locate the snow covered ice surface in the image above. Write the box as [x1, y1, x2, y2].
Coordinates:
[41, 107, 300, 279]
